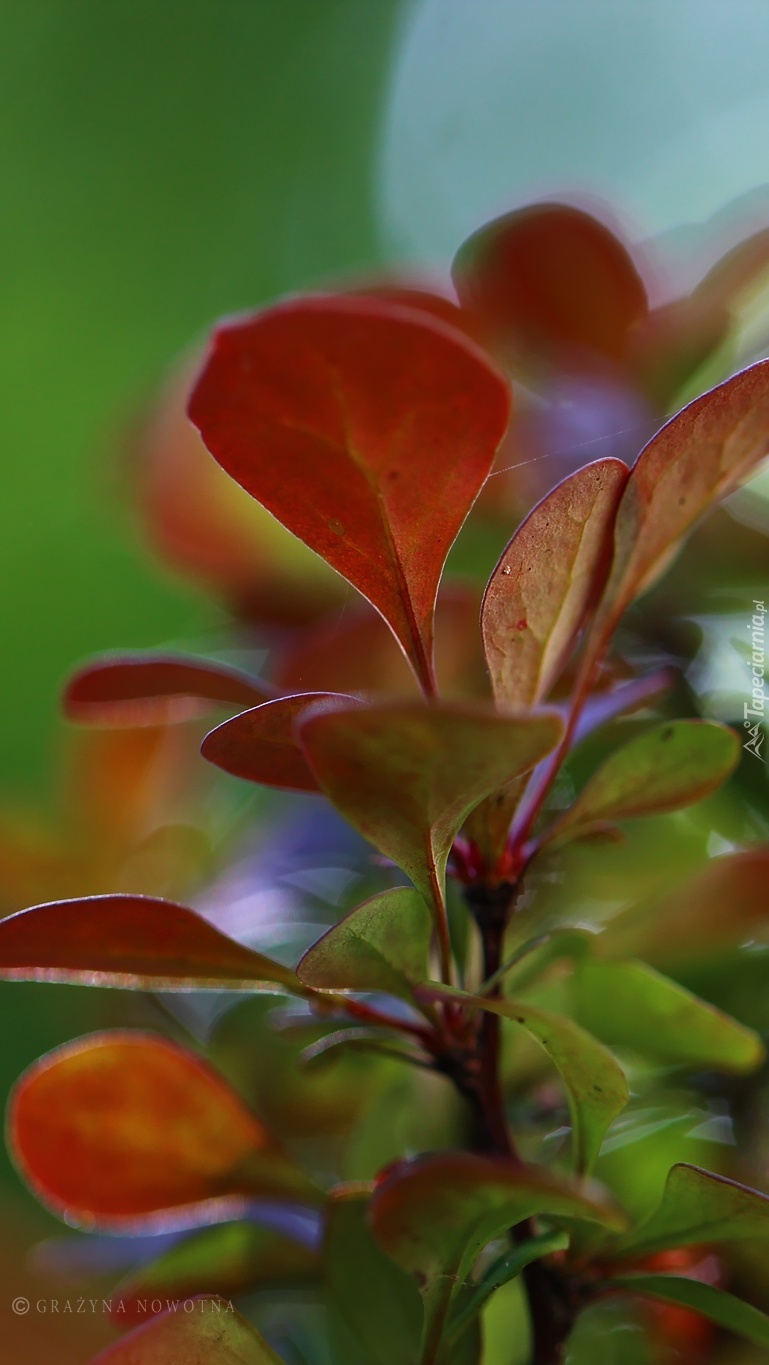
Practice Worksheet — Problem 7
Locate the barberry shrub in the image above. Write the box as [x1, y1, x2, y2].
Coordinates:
[5, 202, 769, 1364]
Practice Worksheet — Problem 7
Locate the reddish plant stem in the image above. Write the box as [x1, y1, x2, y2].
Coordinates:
[478, 917, 517, 1159]
[464, 879, 521, 1159]
[509, 626, 612, 857]
[334, 995, 436, 1045]
[463, 877, 576, 1364]
[428, 860, 455, 988]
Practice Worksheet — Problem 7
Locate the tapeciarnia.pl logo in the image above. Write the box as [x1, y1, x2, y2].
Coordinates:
[744, 599, 767, 762]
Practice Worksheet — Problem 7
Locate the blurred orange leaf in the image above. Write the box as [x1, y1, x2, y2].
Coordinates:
[9, 1033, 320, 1230]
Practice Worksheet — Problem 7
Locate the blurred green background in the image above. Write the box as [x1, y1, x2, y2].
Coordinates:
[0, 7, 408, 1334]
[0, 0, 406, 802]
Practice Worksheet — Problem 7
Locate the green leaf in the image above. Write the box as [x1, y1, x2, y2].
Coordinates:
[566, 1299, 655, 1365]
[422, 986, 628, 1174]
[297, 700, 562, 902]
[297, 888, 432, 1003]
[446, 1230, 568, 1343]
[606, 1163, 769, 1261]
[370, 1152, 626, 1358]
[89, 1296, 285, 1363]
[572, 958, 764, 1074]
[609, 1275, 769, 1349]
[114, 1221, 318, 1323]
[481, 459, 627, 709]
[324, 1187, 423, 1365]
[547, 721, 739, 845]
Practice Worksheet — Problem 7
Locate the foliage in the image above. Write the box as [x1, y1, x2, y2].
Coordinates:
[5, 198, 769, 1363]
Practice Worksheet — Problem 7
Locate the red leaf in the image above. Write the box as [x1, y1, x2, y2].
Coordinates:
[202, 693, 353, 793]
[599, 360, 769, 629]
[0, 894, 300, 992]
[135, 355, 344, 627]
[481, 458, 628, 708]
[452, 201, 649, 373]
[89, 1297, 285, 1363]
[188, 295, 510, 694]
[64, 653, 274, 727]
[9, 1032, 320, 1230]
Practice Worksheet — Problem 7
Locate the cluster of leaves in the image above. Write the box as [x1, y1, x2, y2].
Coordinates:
[6, 200, 769, 1364]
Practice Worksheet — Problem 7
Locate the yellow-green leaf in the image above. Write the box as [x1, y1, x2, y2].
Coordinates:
[297, 700, 562, 901]
[606, 1163, 769, 1261]
[298, 888, 432, 1002]
[423, 985, 628, 1174]
[547, 720, 739, 844]
[573, 958, 764, 1074]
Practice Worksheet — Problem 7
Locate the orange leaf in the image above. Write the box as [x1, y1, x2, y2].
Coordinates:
[9, 1032, 319, 1230]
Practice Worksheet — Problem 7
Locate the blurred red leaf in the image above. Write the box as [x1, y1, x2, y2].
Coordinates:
[202, 693, 353, 793]
[0, 894, 300, 992]
[188, 295, 510, 693]
[482, 458, 628, 708]
[602, 848, 769, 966]
[64, 654, 274, 728]
[296, 700, 562, 899]
[9, 1032, 320, 1230]
[452, 201, 649, 374]
[351, 282, 483, 344]
[66, 724, 205, 855]
[89, 1297, 285, 1363]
